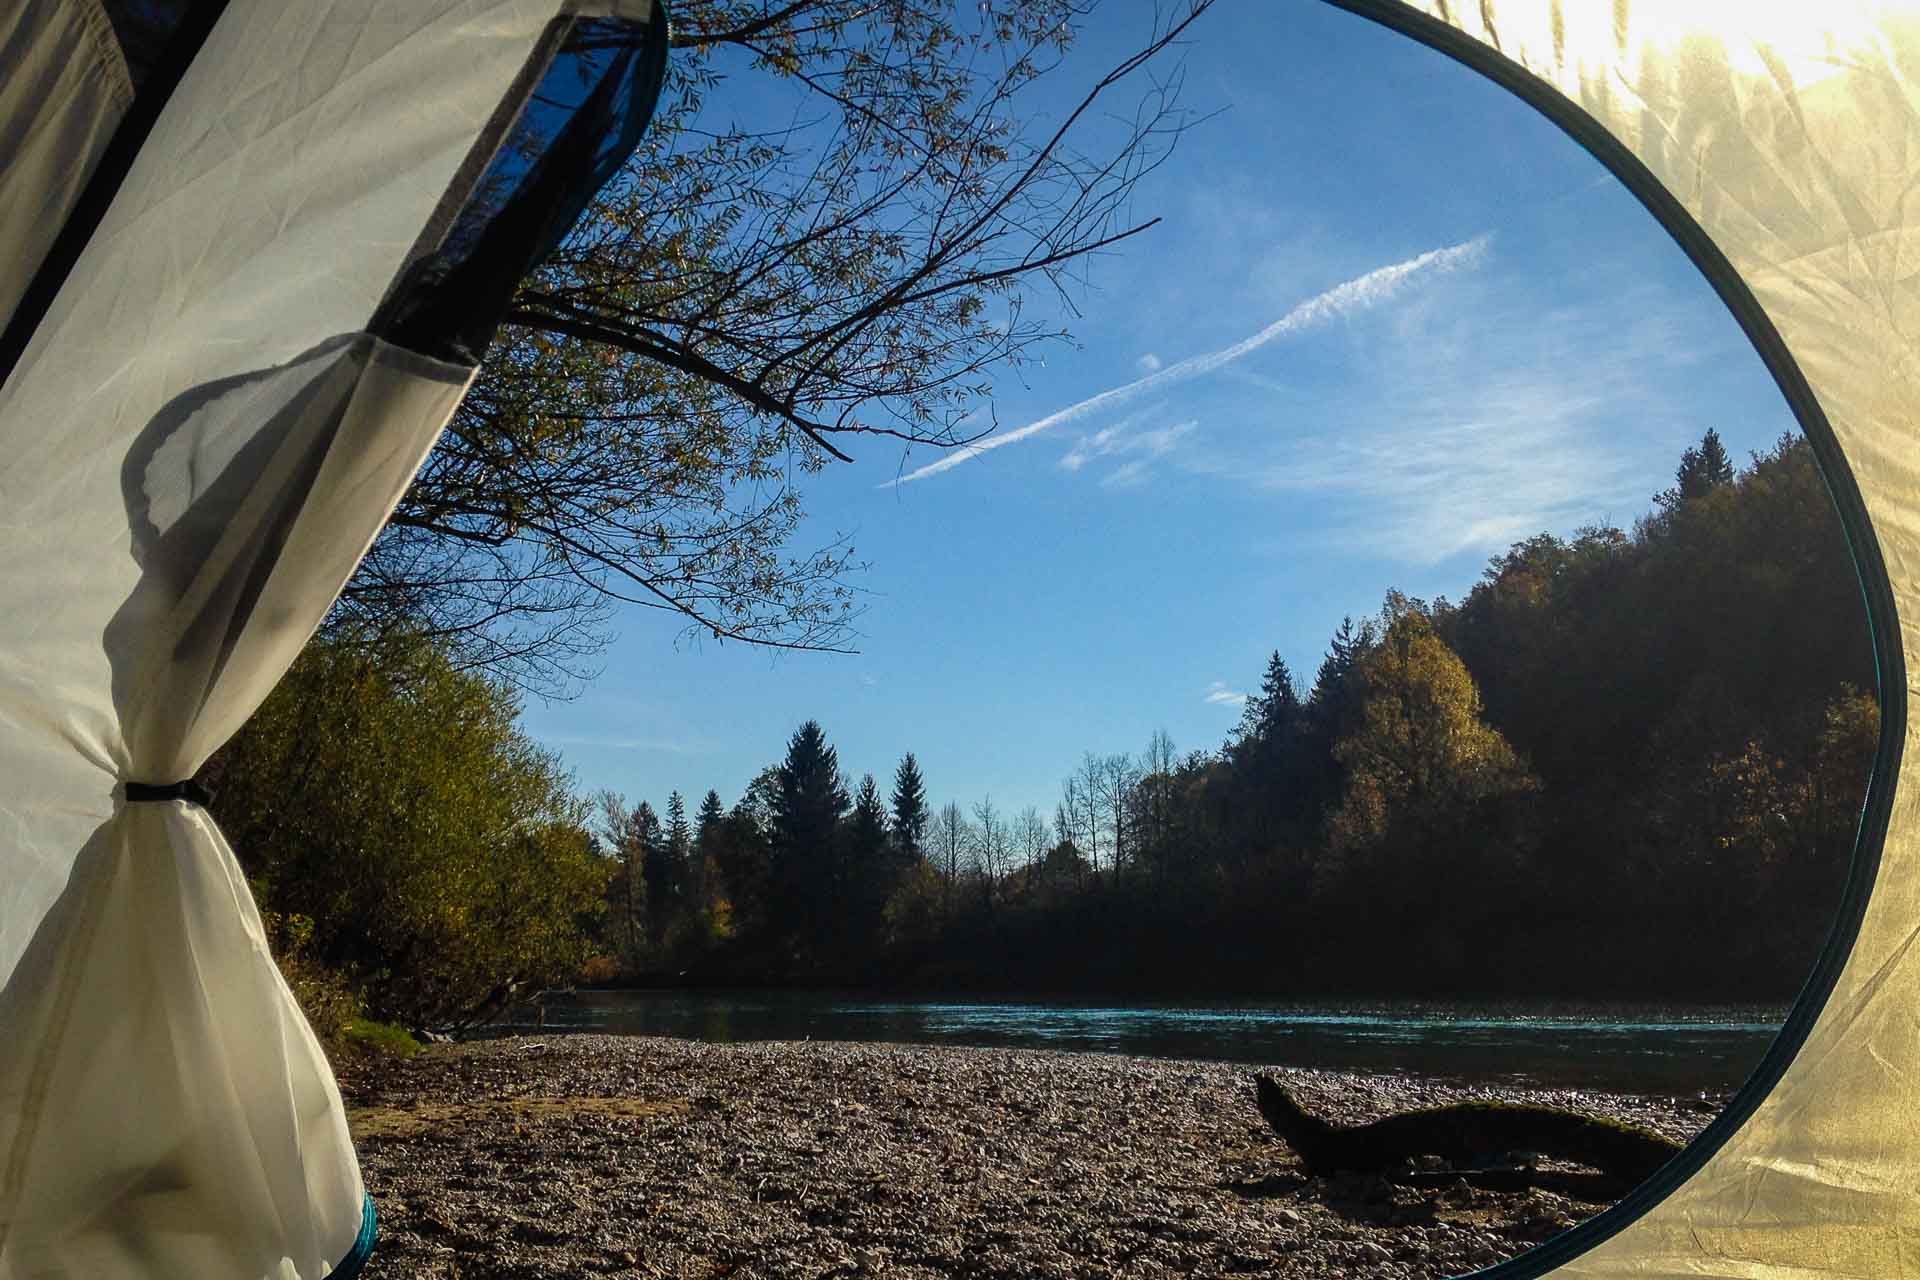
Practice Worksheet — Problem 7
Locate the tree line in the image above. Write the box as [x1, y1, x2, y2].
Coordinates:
[591, 430, 1878, 1002]
[212, 429, 1879, 1032]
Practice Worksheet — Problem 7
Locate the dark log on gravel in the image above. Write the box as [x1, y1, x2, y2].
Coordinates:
[1254, 1075, 1683, 1183]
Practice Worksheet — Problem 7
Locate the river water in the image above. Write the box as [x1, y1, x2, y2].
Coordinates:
[505, 990, 1787, 1096]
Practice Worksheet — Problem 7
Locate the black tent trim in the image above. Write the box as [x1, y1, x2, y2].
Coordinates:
[98, 0, 209, 91]
[369, 4, 673, 364]
[1313, 3, 1906, 1278]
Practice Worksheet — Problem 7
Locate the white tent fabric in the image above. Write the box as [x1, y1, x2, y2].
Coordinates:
[0, 0, 131, 325]
[1330, 2, 1917, 1275]
[3, 0, 1917, 1277]
[0, 1, 626, 1275]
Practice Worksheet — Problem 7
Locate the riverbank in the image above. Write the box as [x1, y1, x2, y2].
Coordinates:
[344, 1035, 1724, 1279]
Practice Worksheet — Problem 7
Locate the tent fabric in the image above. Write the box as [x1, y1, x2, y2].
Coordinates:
[372, 7, 672, 361]
[7, 0, 1915, 1277]
[0, 1, 665, 1275]
[0, 1, 133, 330]
[1326, 2, 1919, 1276]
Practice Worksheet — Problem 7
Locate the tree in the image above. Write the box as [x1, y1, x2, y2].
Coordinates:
[1136, 729, 1179, 873]
[665, 789, 698, 931]
[208, 635, 605, 1027]
[846, 774, 895, 941]
[770, 720, 852, 949]
[696, 788, 726, 846]
[691, 788, 733, 943]
[1329, 600, 1537, 850]
[596, 790, 648, 967]
[1233, 653, 1305, 758]
[890, 752, 930, 867]
[1017, 805, 1050, 880]
[1657, 427, 1736, 508]
[933, 801, 971, 908]
[972, 796, 1012, 909]
[1074, 752, 1107, 874]
[635, 800, 672, 943]
[338, 0, 1218, 694]
[1099, 753, 1139, 885]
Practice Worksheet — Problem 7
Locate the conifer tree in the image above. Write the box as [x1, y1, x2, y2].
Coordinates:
[848, 774, 895, 939]
[1233, 652, 1305, 759]
[695, 790, 725, 844]
[890, 752, 930, 867]
[771, 721, 851, 949]
[635, 801, 670, 944]
[666, 791, 692, 854]
[665, 790, 695, 920]
[1660, 427, 1737, 506]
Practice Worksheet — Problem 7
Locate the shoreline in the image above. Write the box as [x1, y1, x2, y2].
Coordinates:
[347, 1035, 1722, 1279]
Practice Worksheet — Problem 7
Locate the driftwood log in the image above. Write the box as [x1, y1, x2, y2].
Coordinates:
[1254, 1075, 1682, 1183]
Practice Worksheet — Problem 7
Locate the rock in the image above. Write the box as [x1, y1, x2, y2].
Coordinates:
[345, 1034, 1715, 1280]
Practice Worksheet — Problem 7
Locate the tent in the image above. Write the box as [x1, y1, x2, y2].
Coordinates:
[0, 2, 668, 1275]
[0, 1, 1914, 1278]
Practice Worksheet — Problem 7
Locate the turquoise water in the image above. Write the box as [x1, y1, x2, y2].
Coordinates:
[506, 990, 1786, 1095]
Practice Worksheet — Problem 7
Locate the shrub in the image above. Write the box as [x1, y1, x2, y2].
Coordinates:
[210, 634, 607, 1029]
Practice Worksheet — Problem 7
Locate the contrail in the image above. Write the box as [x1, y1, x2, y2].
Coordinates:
[880, 235, 1491, 487]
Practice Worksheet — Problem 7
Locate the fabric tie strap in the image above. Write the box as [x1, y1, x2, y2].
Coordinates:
[125, 779, 214, 806]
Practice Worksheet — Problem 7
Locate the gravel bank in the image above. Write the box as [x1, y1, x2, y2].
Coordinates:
[344, 1035, 1724, 1279]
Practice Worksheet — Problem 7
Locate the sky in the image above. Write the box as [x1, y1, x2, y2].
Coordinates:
[521, 1, 1806, 825]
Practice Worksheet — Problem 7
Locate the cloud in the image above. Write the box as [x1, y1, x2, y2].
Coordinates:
[879, 235, 1491, 487]
[1204, 681, 1248, 707]
[1187, 274, 1731, 565]
[1061, 416, 1198, 484]
[1137, 352, 1163, 373]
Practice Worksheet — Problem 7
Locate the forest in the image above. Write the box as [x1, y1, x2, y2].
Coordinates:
[210, 430, 1879, 1029]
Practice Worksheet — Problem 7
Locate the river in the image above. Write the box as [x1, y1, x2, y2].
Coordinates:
[503, 989, 1788, 1096]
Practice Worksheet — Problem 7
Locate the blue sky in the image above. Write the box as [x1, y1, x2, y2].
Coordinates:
[522, 2, 1803, 825]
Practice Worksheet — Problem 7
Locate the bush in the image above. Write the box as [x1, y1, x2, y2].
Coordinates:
[263, 910, 363, 1050]
[340, 1019, 424, 1059]
[577, 954, 622, 985]
[210, 635, 608, 1029]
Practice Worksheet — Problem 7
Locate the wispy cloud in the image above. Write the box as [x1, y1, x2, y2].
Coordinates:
[880, 236, 1491, 488]
[1137, 352, 1163, 373]
[1061, 417, 1198, 486]
[1192, 277, 1722, 565]
[1204, 681, 1247, 707]
[1058, 406, 1165, 472]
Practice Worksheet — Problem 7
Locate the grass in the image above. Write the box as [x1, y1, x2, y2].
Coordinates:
[341, 1018, 425, 1059]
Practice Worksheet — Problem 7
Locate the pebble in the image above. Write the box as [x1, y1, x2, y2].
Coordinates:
[343, 1034, 1713, 1280]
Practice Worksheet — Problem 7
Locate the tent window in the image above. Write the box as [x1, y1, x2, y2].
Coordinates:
[369, 9, 669, 365]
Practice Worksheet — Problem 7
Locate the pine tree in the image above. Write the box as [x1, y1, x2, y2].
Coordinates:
[848, 774, 894, 939]
[1234, 652, 1305, 756]
[666, 790, 695, 919]
[890, 752, 930, 867]
[1302, 616, 1374, 824]
[635, 801, 669, 944]
[695, 789, 726, 844]
[771, 721, 851, 950]
[690, 789, 729, 940]
[1660, 427, 1737, 507]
